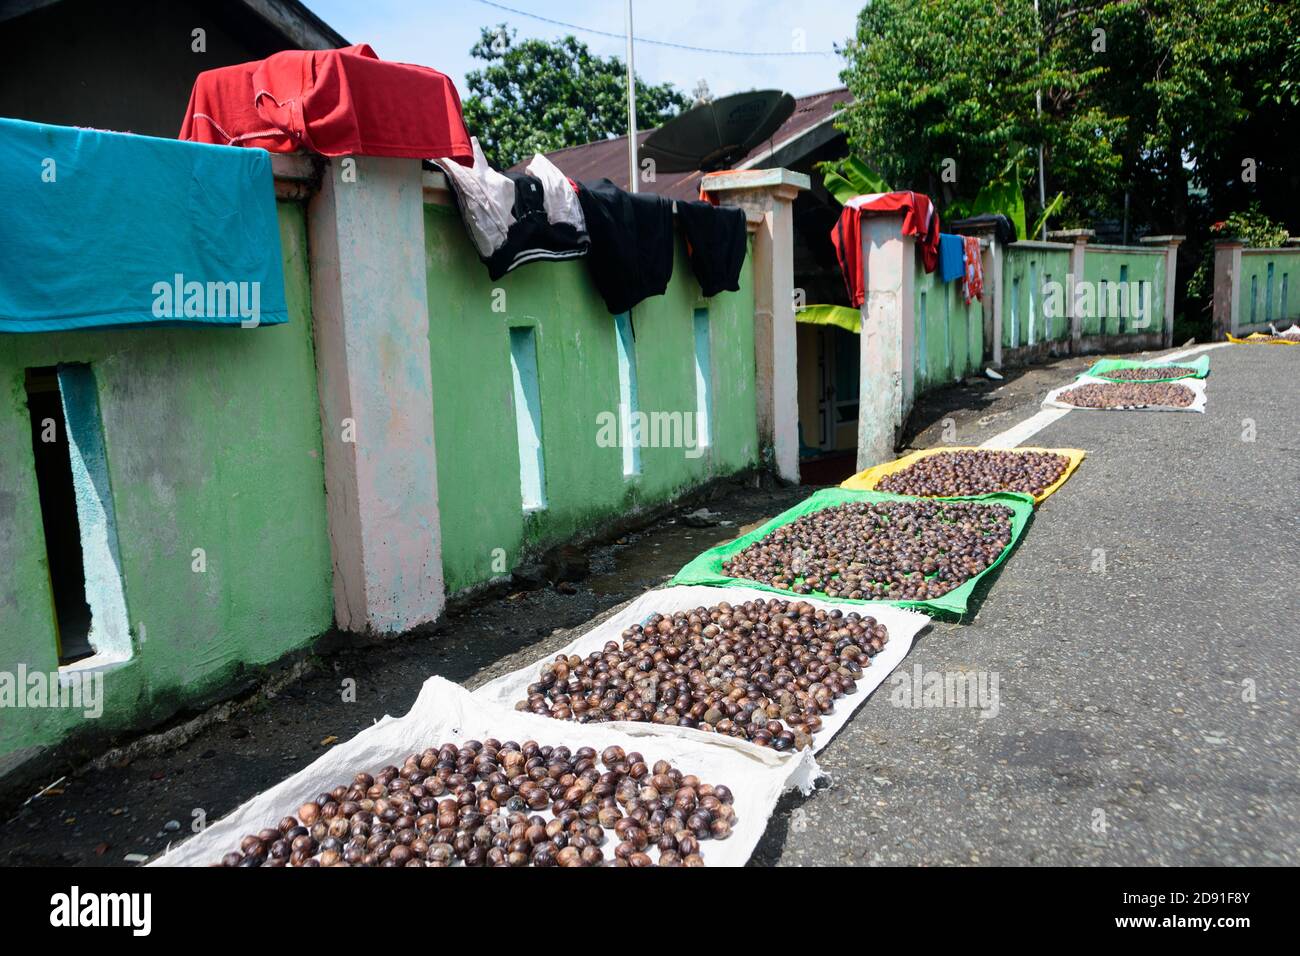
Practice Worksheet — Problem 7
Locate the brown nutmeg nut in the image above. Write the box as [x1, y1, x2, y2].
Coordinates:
[214, 739, 735, 867]
[239, 835, 265, 857]
[556, 846, 583, 867]
[1058, 380, 1194, 409]
[509, 597, 891, 750]
[598, 807, 622, 829]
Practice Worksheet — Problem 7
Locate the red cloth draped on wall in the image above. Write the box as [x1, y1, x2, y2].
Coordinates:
[830, 191, 941, 307]
[962, 235, 984, 304]
[179, 43, 473, 164]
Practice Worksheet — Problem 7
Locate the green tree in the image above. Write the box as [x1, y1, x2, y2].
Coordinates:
[837, 0, 1298, 227]
[1088, 0, 1298, 233]
[1084, 0, 1297, 327]
[837, 0, 1121, 230]
[462, 25, 690, 170]
[837, 0, 1298, 328]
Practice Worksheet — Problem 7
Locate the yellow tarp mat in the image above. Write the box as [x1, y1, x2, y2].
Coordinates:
[1227, 332, 1300, 345]
[840, 446, 1086, 505]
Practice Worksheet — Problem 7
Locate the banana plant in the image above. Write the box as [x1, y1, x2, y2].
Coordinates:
[945, 158, 1026, 239]
[821, 153, 1063, 242]
[1029, 191, 1065, 240]
[819, 156, 891, 205]
[945, 158, 1063, 241]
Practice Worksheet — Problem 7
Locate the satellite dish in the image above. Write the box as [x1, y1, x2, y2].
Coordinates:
[641, 90, 795, 173]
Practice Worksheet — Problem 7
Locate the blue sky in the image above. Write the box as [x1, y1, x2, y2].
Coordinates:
[305, 0, 857, 100]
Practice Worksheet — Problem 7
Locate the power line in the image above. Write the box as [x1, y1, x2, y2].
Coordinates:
[472, 0, 839, 57]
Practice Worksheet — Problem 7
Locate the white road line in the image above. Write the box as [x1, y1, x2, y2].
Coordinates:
[980, 406, 1072, 449]
[978, 342, 1228, 449]
[1161, 341, 1231, 362]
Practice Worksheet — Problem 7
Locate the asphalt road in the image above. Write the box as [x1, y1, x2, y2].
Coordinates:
[754, 342, 1300, 865]
[4, 344, 1294, 867]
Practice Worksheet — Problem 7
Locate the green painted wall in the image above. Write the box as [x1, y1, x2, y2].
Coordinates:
[424, 204, 758, 594]
[1081, 247, 1165, 336]
[913, 264, 984, 394]
[0, 202, 333, 767]
[1237, 250, 1300, 328]
[1002, 245, 1073, 347]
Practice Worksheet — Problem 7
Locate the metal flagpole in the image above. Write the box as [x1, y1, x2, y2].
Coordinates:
[626, 0, 638, 193]
[1034, 0, 1045, 239]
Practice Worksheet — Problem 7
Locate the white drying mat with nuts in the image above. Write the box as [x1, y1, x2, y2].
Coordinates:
[1042, 375, 1208, 413]
[150, 675, 819, 868]
[473, 584, 931, 759]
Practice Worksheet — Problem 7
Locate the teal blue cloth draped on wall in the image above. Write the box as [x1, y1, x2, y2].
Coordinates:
[0, 117, 288, 332]
[938, 233, 965, 283]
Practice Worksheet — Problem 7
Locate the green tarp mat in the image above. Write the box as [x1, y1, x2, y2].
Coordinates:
[671, 487, 1034, 616]
[1082, 354, 1210, 381]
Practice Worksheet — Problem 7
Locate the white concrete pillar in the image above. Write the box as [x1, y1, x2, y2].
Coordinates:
[308, 156, 444, 634]
[1048, 229, 1095, 352]
[854, 213, 914, 470]
[1064, 231, 1092, 352]
[1212, 239, 1243, 340]
[898, 233, 917, 426]
[987, 238, 1003, 368]
[701, 169, 809, 484]
[953, 220, 1001, 368]
[1142, 235, 1185, 347]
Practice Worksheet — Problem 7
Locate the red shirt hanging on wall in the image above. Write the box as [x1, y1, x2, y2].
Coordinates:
[180, 43, 473, 164]
[961, 235, 984, 304]
[830, 191, 941, 308]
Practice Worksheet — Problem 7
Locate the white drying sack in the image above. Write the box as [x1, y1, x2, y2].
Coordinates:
[473, 584, 931, 758]
[1043, 374, 1207, 413]
[151, 675, 820, 868]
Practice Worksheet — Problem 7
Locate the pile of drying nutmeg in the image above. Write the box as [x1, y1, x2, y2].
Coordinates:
[214, 740, 736, 867]
[876, 449, 1070, 497]
[1096, 366, 1197, 382]
[515, 598, 887, 749]
[1057, 380, 1194, 408]
[721, 499, 1014, 601]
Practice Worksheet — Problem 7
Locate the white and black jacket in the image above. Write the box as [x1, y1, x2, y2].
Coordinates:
[434, 140, 589, 280]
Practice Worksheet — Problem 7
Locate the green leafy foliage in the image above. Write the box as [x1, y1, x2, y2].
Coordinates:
[1030, 192, 1065, 241]
[945, 161, 1029, 240]
[1209, 204, 1290, 250]
[1187, 204, 1290, 302]
[462, 26, 690, 170]
[836, 0, 1119, 230]
[819, 156, 891, 205]
[836, 0, 1299, 332]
